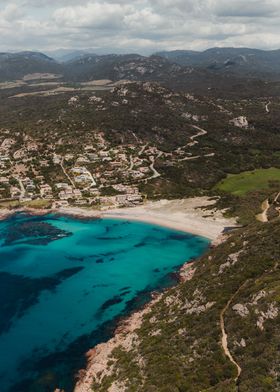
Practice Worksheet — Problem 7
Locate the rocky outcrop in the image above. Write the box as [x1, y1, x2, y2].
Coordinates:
[74, 293, 163, 392]
[230, 116, 249, 129]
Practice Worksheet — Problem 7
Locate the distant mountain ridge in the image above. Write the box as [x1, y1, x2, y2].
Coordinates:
[1, 47, 280, 86]
[155, 47, 280, 77]
[0, 51, 62, 81]
[45, 49, 98, 63]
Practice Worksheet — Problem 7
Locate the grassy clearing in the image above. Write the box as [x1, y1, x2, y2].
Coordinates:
[215, 168, 280, 196]
[0, 200, 21, 209]
[23, 199, 52, 209]
[0, 199, 52, 210]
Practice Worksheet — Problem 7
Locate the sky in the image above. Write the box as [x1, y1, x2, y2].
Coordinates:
[0, 0, 280, 54]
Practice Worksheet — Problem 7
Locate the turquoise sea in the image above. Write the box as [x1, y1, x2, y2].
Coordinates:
[0, 213, 210, 391]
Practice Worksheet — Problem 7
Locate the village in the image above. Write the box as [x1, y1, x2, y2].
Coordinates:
[0, 128, 167, 210]
[0, 83, 220, 212]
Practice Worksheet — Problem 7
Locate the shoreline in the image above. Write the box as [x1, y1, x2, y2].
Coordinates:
[61, 197, 237, 240]
[0, 197, 236, 241]
[0, 197, 236, 392]
[73, 245, 225, 392]
[70, 198, 235, 392]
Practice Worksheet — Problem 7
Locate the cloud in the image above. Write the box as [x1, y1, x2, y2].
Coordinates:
[53, 2, 131, 29]
[0, 3, 24, 22]
[0, 0, 280, 53]
[212, 0, 279, 17]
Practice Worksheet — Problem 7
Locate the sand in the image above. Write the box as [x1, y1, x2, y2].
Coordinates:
[58, 197, 236, 240]
[1, 197, 236, 241]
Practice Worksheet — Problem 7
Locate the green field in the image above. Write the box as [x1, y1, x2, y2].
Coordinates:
[216, 168, 280, 196]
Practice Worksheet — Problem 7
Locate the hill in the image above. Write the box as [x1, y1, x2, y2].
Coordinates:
[78, 217, 280, 392]
[2, 49, 280, 99]
[0, 52, 63, 81]
[156, 47, 280, 79]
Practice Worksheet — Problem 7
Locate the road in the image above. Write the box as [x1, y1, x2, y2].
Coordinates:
[265, 101, 271, 114]
[220, 282, 247, 387]
[60, 158, 76, 188]
[15, 177, 26, 200]
[140, 153, 162, 183]
[176, 124, 208, 152]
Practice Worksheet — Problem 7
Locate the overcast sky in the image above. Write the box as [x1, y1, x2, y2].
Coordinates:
[0, 0, 280, 54]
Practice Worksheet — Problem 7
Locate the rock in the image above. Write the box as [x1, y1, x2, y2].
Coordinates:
[150, 329, 161, 337]
[251, 290, 267, 305]
[230, 116, 249, 129]
[180, 262, 196, 282]
[232, 303, 249, 317]
[240, 338, 246, 347]
[218, 250, 243, 274]
[257, 302, 279, 331]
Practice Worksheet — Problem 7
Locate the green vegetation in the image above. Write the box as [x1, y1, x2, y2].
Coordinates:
[92, 219, 280, 392]
[23, 199, 52, 209]
[2, 82, 280, 201]
[0, 200, 21, 209]
[216, 168, 280, 196]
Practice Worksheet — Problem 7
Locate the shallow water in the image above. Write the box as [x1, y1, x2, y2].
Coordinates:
[0, 213, 210, 392]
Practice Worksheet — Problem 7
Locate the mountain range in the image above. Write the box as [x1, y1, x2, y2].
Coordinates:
[1, 47, 280, 84]
[156, 47, 280, 77]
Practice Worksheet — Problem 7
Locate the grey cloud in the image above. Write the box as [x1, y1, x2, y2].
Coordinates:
[213, 0, 279, 17]
[0, 0, 280, 53]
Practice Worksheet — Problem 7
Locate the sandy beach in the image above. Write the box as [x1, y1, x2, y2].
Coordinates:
[0, 197, 236, 241]
[57, 197, 236, 241]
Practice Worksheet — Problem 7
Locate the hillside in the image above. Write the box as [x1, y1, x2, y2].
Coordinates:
[0, 52, 63, 81]
[1, 81, 280, 204]
[156, 47, 280, 80]
[76, 215, 280, 392]
[2, 49, 280, 98]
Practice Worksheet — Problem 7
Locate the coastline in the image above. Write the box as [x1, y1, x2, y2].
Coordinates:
[71, 198, 235, 392]
[74, 291, 165, 392]
[0, 206, 52, 221]
[0, 196, 236, 241]
[0, 197, 236, 392]
[73, 242, 226, 392]
[101, 197, 236, 241]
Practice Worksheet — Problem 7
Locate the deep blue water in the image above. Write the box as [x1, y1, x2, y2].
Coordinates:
[0, 213, 209, 392]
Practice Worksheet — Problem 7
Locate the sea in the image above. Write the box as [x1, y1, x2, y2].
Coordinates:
[0, 212, 210, 391]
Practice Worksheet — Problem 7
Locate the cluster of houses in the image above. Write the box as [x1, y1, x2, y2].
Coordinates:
[100, 185, 143, 207]
[0, 131, 167, 210]
[71, 167, 96, 185]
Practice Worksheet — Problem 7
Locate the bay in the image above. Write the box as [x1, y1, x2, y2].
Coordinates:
[0, 213, 209, 391]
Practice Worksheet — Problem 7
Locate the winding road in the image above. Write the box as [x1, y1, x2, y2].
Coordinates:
[176, 124, 208, 152]
[140, 153, 162, 183]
